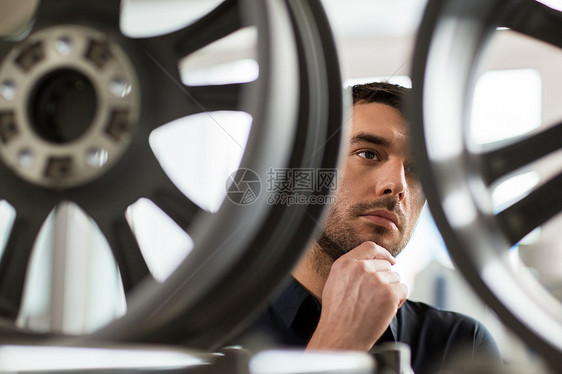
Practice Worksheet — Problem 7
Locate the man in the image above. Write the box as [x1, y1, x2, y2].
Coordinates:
[231, 82, 501, 374]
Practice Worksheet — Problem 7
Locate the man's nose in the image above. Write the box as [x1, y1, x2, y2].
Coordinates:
[375, 160, 406, 199]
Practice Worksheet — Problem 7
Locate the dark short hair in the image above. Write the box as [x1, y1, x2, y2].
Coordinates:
[352, 81, 409, 116]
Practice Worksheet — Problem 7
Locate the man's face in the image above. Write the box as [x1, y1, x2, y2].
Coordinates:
[318, 102, 425, 259]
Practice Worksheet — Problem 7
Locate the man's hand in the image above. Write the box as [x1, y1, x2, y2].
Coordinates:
[306, 241, 407, 351]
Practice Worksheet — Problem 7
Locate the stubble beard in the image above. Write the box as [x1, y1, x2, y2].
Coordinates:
[313, 196, 411, 277]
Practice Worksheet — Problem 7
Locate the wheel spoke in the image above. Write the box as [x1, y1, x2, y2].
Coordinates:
[143, 151, 204, 231]
[185, 83, 246, 113]
[503, 0, 562, 49]
[0, 40, 17, 57]
[150, 183, 203, 233]
[480, 121, 562, 185]
[0, 209, 49, 319]
[160, 0, 241, 58]
[139, 0, 246, 132]
[92, 215, 152, 294]
[496, 171, 562, 246]
[138, 61, 200, 130]
[142, 47, 248, 131]
[33, 0, 121, 29]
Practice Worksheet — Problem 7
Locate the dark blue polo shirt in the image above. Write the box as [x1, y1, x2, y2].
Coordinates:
[231, 277, 501, 374]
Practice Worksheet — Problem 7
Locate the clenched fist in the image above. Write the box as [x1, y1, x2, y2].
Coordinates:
[306, 241, 407, 351]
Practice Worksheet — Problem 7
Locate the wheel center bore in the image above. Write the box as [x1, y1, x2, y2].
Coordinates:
[30, 68, 97, 144]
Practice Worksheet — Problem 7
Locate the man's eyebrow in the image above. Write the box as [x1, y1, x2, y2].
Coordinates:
[349, 132, 391, 147]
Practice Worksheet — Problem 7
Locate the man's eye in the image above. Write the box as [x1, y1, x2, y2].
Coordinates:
[406, 164, 417, 175]
[357, 150, 378, 160]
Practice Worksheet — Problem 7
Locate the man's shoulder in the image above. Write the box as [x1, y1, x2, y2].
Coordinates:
[399, 299, 500, 353]
[401, 299, 486, 332]
[399, 300, 501, 373]
[402, 299, 477, 319]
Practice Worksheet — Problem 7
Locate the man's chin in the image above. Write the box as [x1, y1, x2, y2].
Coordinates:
[317, 225, 402, 261]
[357, 233, 402, 257]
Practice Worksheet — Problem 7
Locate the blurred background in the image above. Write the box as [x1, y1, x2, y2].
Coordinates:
[1, 0, 561, 368]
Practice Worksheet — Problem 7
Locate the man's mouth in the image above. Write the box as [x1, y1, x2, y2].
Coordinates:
[360, 209, 399, 230]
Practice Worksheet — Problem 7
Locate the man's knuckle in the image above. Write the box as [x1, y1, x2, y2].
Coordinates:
[375, 260, 391, 271]
[332, 257, 348, 271]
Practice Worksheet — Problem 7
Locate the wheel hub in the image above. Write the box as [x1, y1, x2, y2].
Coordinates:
[0, 25, 140, 188]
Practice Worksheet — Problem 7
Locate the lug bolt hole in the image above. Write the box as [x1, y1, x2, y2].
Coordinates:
[109, 77, 131, 98]
[54, 37, 72, 56]
[1, 81, 15, 101]
[86, 147, 108, 168]
[18, 149, 34, 168]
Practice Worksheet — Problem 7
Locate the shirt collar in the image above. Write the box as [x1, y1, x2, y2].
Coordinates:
[272, 277, 314, 329]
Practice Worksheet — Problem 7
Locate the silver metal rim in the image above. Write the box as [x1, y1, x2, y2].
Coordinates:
[411, 0, 562, 368]
[0, 0, 343, 351]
